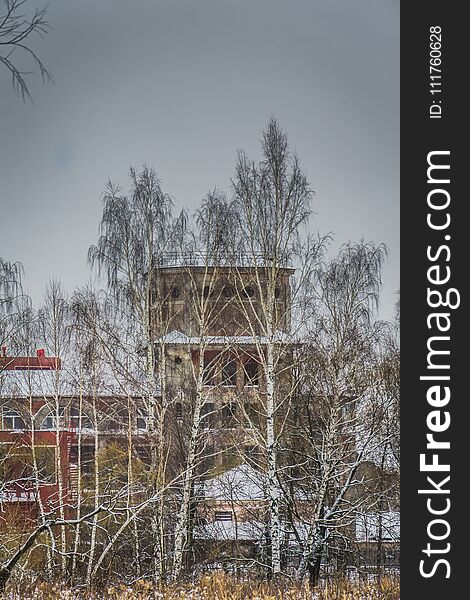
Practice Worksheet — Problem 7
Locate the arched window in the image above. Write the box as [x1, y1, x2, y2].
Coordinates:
[222, 285, 235, 299]
[1, 408, 25, 430]
[39, 406, 66, 430]
[70, 406, 93, 430]
[107, 408, 128, 431]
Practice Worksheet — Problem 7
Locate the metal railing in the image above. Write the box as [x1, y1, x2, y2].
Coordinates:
[155, 251, 291, 269]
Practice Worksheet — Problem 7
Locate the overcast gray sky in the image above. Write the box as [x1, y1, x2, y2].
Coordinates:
[0, 0, 399, 320]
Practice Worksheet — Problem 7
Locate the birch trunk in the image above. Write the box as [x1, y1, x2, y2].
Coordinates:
[53, 389, 67, 575]
[71, 381, 84, 578]
[171, 347, 205, 580]
[85, 393, 100, 586]
[265, 338, 281, 575]
[29, 393, 54, 577]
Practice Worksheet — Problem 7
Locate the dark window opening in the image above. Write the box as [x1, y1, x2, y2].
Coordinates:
[36, 446, 56, 483]
[108, 408, 129, 430]
[80, 445, 95, 475]
[203, 285, 211, 299]
[2, 410, 25, 430]
[3, 447, 33, 481]
[203, 353, 217, 386]
[199, 445, 215, 474]
[135, 445, 151, 465]
[274, 287, 281, 300]
[244, 445, 257, 457]
[136, 415, 147, 429]
[171, 286, 181, 300]
[215, 510, 233, 522]
[222, 358, 237, 386]
[242, 286, 255, 299]
[222, 285, 235, 299]
[174, 356, 182, 365]
[200, 402, 215, 429]
[175, 402, 183, 420]
[40, 406, 66, 430]
[244, 358, 259, 386]
[244, 402, 260, 428]
[221, 403, 237, 428]
[70, 407, 93, 429]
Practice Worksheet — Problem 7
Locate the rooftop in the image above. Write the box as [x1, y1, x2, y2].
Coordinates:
[153, 251, 294, 272]
[155, 330, 293, 347]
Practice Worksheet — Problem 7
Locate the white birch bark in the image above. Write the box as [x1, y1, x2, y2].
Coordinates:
[71, 382, 84, 578]
[171, 346, 205, 579]
[85, 392, 100, 587]
[265, 332, 281, 574]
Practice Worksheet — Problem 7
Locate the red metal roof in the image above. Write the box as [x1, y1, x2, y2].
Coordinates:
[0, 350, 61, 371]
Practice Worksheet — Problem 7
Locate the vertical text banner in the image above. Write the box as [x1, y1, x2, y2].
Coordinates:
[401, 2, 467, 597]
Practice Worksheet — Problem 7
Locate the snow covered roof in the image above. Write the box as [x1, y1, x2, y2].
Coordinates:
[0, 369, 76, 399]
[194, 519, 313, 543]
[156, 330, 292, 347]
[200, 464, 266, 501]
[0, 363, 150, 400]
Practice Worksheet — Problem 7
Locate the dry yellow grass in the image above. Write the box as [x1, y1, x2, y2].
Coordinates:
[2, 572, 400, 599]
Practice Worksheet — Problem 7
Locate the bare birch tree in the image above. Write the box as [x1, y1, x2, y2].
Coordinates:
[230, 117, 314, 576]
[34, 281, 72, 576]
[0, 258, 31, 360]
[88, 165, 185, 580]
[171, 190, 238, 578]
[0, 0, 52, 101]
[285, 241, 388, 583]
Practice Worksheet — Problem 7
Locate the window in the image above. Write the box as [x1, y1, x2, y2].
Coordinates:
[41, 414, 55, 430]
[242, 286, 255, 299]
[222, 285, 235, 299]
[244, 445, 257, 457]
[35, 446, 56, 483]
[200, 402, 215, 429]
[107, 408, 128, 431]
[215, 511, 233, 522]
[175, 402, 183, 420]
[222, 357, 237, 386]
[70, 407, 93, 430]
[202, 353, 217, 386]
[79, 445, 95, 475]
[171, 286, 181, 300]
[3, 447, 32, 481]
[221, 403, 237, 428]
[203, 285, 211, 299]
[244, 358, 259, 386]
[174, 356, 182, 365]
[136, 414, 148, 430]
[244, 402, 260, 428]
[39, 406, 66, 430]
[274, 286, 281, 300]
[0, 443, 13, 480]
[1, 409, 25, 430]
[199, 446, 215, 474]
